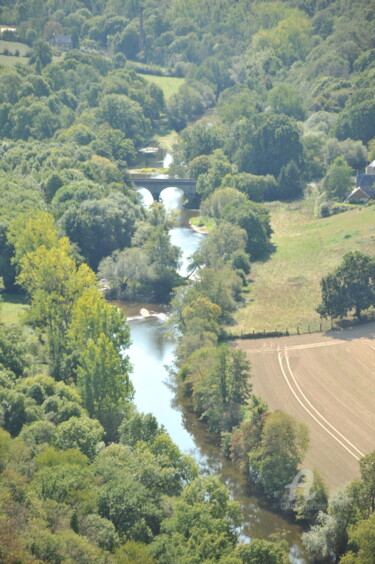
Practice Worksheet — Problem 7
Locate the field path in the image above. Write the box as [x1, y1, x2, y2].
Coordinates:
[237, 322, 375, 489]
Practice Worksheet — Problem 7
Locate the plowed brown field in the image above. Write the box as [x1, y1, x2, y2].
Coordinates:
[237, 322, 375, 489]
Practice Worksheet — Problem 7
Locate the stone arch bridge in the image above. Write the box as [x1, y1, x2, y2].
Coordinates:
[133, 178, 199, 205]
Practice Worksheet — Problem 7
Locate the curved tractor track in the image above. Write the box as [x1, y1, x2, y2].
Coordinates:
[238, 323, 375, 489]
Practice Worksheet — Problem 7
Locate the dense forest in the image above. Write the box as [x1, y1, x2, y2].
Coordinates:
[0, 0, 375, 562]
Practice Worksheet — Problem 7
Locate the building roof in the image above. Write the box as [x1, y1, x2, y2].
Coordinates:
[356, 173, 375, 189]
[346, 187, 370, 201]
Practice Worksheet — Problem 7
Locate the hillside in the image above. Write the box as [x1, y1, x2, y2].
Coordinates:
[233, 202, 375, 334]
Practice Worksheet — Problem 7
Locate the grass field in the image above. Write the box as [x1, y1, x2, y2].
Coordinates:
[238, 322, 375, 489]
[233, 201, 375, 334]
[154, 129, 179, 153]
[0, 39, 29, 56]
[144, 74, 184, 100]
[0, 39, 29, 66]
[1, 294, 28, 324]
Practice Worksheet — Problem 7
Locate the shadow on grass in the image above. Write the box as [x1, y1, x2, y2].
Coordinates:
[2, 292, 28, 305]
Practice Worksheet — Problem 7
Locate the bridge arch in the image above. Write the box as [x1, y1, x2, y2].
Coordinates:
[160, 187, 184, 207]
[136, 187, 154, 206]
[133, 177, 199, 206]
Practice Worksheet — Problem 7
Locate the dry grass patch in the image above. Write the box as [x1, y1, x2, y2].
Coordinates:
[238, 322, 375, 489]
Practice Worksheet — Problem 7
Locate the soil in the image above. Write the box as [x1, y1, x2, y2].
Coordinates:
[237, 322, 375, 489]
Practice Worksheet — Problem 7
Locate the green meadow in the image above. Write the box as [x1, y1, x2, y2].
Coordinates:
[1, 294, 28, 324]
[232, 201, 375, 334]
[0, 39, 29, 66]
[144, 74, 184, 100]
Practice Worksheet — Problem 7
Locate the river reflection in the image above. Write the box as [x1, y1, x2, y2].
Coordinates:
[113, 301, 306, 561]
[121, 157, 306, 561]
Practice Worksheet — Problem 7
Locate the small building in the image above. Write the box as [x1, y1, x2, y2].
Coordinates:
[356, 172, 375, 191]
[365, 160, 375, 175]
[50, 34, 73, 50]
[0, 27, 17, 33]
[346, 187, 375, 203]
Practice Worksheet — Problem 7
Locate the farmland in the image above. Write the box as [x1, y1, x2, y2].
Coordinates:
[238, 321, 375, 489]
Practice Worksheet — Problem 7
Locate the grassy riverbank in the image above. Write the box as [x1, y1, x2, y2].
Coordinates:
[232, 201, 375, 334]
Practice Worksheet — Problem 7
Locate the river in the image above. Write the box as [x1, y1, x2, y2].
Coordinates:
[117, 158, 307, 561]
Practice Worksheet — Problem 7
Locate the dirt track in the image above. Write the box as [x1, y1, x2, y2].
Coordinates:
[237, 322, 375, 490]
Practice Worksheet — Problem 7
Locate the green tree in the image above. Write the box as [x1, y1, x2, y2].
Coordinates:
[119, 412, 165, 448]
[348, 450, 375, 520]
[9, 211, 96, 381]
[232, 112, 304, 178]
[53, 416, 104, 459]
[29, 39, 53, 67]
[182, 344, 252, 432]
[302, 485, 355, 561]
[277, 160, 304, 200]
[228, 396, 269, 473]
[222, 197, 273, 260]
[150, 476, 241, 563]
[98, 472, 163, 541]
[0, 428, 11, 472]
[179, 122, 224, 162]
[60, 192, 142, 271]
[267, 83, 306, 121]
[192, 222, 248, 268]
[0, 323, 31, 378]
[335, 99, 375, 144]
[249, 411, 309, 499]
[97, 93, 150, 144]
[235, 538, 288, 563]
[221, 173, 278, 203]
[15, 238, 96, 380]
[340, 513, 375, 564]
[317, 252, 375, 319]
[7, 210, 59, 266]
[68, 287, 133, 441]
[294, 469, 328, 524]
[196, 149, 233, 198]
[322, 156, 353, 200]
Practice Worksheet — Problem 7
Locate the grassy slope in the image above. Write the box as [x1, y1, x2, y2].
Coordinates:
[1, 294, 28, 324]
[0, 39, 29, 55]
[233, 201, 375, 334]
[0, 39, 29, 66]
[144, 74, 184, 100]
[141, 75, 184, 151]
[0, 54, 27, 66]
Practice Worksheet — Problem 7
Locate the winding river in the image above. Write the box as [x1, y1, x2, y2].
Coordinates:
[115, 153, 307, 561]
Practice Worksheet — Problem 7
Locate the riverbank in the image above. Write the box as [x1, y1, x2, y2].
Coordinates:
[116, 300, 306, 558]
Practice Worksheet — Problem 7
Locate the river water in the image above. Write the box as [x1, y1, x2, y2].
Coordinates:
[119, 156, 306, 561]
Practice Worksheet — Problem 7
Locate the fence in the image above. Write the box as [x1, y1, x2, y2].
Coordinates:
[224, 311, 375, 341]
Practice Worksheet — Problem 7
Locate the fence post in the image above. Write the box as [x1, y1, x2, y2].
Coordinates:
[297, 325, 300, 335]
